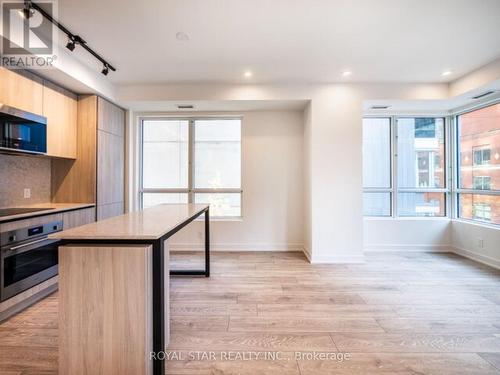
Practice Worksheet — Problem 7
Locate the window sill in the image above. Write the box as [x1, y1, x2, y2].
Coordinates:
[196, 216, 243, 222]
[452, 218, 500, 231]
[364, 216, 450, 221]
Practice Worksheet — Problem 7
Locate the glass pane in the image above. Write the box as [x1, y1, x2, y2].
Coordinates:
[363, 192, 391, 216]
[142, 193, 188, 209]
[194, 119, 241, 189]
[458, 102, 500, 191]
[459, 194, 500, 225]
[397, 192, 445, 217]
[195, 193, 241, 217]
[397, 118, 445, 188]
[363, 118, 391, 188]
[142, 120, 189, 189]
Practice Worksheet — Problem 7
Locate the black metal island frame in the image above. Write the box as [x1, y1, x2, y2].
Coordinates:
[51, 204, 210, 375]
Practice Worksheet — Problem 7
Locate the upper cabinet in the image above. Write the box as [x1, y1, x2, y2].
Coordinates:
[0, 67, 43, 115]
[43, 81, 78, 159]
[0, 67, 78, 160]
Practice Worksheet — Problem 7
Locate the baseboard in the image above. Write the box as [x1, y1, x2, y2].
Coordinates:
[364, 244, 453, 252]
[452, 246, 500, 270]
[169, 242, 304, 252]
[302, 246, 312, 263]
[309, 253, 365, 264]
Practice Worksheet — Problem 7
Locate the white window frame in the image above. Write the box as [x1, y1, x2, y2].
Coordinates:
[452, 97, 500, 228]
[138, 116, 243, 218]
[362, 117, 393, 217]
[363, 115, 450, 219]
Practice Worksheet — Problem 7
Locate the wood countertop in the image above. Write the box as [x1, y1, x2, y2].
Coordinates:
[50, 204, 208, 241]
[0, 203, 95, 223]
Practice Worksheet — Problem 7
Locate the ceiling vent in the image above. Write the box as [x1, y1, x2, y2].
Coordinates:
[471, 91, 496, 100]
[177, 104, 194, 109]
[370, 105, 391, 110]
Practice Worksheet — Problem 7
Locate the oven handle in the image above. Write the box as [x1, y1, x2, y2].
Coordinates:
[2, 237, 59, 257]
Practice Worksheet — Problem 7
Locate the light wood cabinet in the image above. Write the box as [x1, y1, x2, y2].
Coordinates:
[63, 207, 96, 230]
[43, 81, 78, 159]
[97, 130, 125, 206]
[0, 67, 78, 160]
[0, 67, 43, 115]
[97, 202, 124, 221]
[96, 97, 125, 219]
[51, 95, 98, 204]
[98, 97, 125, 137]
[52, 95, 125, 220]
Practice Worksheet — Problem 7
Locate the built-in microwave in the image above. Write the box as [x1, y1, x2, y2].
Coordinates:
[0, 104, 47, 155]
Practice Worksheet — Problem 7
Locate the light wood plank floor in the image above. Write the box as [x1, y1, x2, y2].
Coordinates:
[1, 251, 500, 374]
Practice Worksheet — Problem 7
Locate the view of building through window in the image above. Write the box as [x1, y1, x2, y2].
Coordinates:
[141, 118, 242, 217]
[362, 117, 446, 217]
[458, 102, 500, 224]
[397, 118, 445, 217]
[363, 103, 500, 225]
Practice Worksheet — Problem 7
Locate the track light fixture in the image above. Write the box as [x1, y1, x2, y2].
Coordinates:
[101, 64, 109, 76]
[22, 1, 34, 19]
[24, 1, 116, 75]
[65, 35, 84, 52]
[66, 38, 76, 51]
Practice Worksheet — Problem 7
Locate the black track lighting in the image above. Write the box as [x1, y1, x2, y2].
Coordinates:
[66, 39, 76, 51]
[22, 3, 34, 19]
[22, 1, 116, 75]
[65, 35, 84, 52]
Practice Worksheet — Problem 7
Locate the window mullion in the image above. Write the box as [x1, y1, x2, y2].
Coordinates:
[391, 116, 398, 218]
[188, 119, 194, 204]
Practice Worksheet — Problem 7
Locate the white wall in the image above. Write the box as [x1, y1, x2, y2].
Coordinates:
[452, 221, 500, 269]
[303, 102, 313, 259]
[119, 82, 449, 263]
[166, 110, 304, 251]
[364, 219, 452, 252]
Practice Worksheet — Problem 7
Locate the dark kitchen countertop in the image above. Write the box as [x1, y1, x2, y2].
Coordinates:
[0, 203, 95, 224]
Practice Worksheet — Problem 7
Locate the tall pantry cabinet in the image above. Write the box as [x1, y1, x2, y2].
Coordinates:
[51, 95, 125, 220]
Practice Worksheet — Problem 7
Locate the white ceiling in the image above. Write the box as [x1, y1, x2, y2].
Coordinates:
[56, 0, 500, 85]
[125, 100, 309, 112]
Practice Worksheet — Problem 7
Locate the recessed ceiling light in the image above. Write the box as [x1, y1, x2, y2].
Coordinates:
[342, 71, 352, 77]
[175, 32, 189, 41]
[244, 71, 252, 78]
[442, 70, 452, 76]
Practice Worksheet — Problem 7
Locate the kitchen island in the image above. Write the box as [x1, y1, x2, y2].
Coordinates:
[50, 203, 210, 375]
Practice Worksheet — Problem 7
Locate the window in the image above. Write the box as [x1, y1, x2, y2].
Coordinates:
[397, 117, 446, 217]
[457, 102, 500, 225]
[473, 202, 492, 222]
[414, 118, 437, 138]
[140, 118, 242, 217]
[473, 176, 491, 190]
[362, 116, 447, 217]
[473, 147, 491, 166]
[362, 118, 391, 216]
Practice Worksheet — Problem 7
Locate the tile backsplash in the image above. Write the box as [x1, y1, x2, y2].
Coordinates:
[0, 154, 51, 207]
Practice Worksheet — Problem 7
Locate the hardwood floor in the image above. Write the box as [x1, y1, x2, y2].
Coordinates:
[1, 251, 500, 374]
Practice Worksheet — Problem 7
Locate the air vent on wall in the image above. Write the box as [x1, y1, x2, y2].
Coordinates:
[177, 105, 194, 109]
[471, 91, 496, 100]
[370, 105, 391, 110]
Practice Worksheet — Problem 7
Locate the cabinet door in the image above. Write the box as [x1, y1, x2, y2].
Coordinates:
[97, 130, 124, 206]
[98, 97, 125, 137]
[97, 202, 124, 221]
[0, 67, 43, 115]
[43, 81, 77, 159]
[62, 207, 96, 230]
[96, 98, 125, 220]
